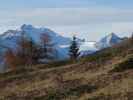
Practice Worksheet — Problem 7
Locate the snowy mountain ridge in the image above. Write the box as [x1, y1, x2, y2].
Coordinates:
[0, 25, 72, 60]
[0, 24, 124, 72]
[0, 25, 123, 59]
[95, 33, 123, 49]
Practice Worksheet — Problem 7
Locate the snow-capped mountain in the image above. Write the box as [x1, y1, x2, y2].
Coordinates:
[0, 24, 79, 71]
[95, 33, 123, 49]
[0, 25, 126, 72]
[0, 24, 97, 61]
[1, 24, 71, 45]
[0, 24, 72, 60]
[0, 25, 124, 66]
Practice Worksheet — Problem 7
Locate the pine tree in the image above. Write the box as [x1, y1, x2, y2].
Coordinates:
[69, 36, 80, 60]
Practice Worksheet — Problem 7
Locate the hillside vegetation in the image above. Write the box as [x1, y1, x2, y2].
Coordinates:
[0, 38, 133, 100]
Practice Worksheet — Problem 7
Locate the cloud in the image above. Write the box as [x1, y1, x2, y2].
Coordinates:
[0, 7, 132, 39]
[16, 8, 133, 24]
[1, 8, 133, 26]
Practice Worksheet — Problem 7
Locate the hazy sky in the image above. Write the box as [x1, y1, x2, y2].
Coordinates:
[0, 0, 133, 40]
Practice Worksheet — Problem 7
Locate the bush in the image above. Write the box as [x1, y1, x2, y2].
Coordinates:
[111, 55, 133, 72]
[35, 84, 97, 100]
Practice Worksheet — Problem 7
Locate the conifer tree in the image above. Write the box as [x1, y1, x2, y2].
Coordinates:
[69, 36, 80, 60]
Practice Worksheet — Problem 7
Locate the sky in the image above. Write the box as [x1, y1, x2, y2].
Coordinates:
[0, 0, 133, 40]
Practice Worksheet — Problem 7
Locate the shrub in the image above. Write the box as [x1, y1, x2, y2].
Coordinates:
[111, 55, 133, 72]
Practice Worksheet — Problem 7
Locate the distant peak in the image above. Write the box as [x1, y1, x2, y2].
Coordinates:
[96, 32, 122, 49]
[21, 24, 34, 30]
[109, 32, 118, 37]
[110, 32, 115, 35]
[111, 32, 115, 35]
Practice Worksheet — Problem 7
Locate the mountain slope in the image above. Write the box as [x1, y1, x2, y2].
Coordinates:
[0, 37, 132, 100]
[0, 25, 73, 63]
[0, 26, 124, 61]
[95, 33, 123, 49]
[0, 24, 98, 60]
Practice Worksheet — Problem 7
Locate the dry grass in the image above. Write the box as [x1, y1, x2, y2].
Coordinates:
[0, 38, 133, 100]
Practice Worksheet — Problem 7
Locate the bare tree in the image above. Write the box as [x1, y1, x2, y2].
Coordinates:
[39, 33, 55, 62]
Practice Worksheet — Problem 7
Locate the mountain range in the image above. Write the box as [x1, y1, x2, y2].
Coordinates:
[0, 25, 71, 59]
[0, 24, 123, 69]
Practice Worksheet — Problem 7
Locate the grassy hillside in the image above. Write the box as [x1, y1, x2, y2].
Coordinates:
[0, 38, 133, 100]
